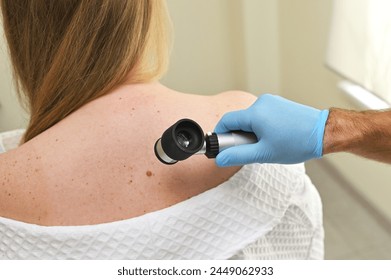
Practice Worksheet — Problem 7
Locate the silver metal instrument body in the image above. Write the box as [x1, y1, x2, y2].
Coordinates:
[196, 131, 257, 155]
[216, 131, 258, 152]
[155, 138, 178, 164]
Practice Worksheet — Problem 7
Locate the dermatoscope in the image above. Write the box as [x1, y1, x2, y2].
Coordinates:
[154, 119, 257, 164]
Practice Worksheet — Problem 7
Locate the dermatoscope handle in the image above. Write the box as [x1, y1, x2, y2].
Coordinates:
[198, 131, 258, 158]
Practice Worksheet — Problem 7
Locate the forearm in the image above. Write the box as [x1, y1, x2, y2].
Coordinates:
[323, 108, 391, 163]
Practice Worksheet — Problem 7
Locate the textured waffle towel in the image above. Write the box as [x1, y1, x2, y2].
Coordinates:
[0, 130, 323, 259]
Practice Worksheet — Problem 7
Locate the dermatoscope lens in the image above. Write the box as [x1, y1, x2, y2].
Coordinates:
[176, 131, 191, 148]
[154, 119, 205, 164]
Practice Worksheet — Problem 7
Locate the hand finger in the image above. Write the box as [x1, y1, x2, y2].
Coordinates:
[214, 109, 253, 134]
[215, 143, 260, 167]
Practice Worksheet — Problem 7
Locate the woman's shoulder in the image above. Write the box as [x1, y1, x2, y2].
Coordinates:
[203, 90, 257, 115]
[213, 90, 257, 106]
[168, 89, 257, 131]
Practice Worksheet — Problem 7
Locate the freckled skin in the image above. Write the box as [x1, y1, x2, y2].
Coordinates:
[0, 83, 256, 226]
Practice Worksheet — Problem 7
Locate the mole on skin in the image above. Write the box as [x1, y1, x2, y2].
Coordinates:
[146, 171, 152, 177]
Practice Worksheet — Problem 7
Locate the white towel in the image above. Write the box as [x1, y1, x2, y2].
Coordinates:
[0, 130, 323, 259]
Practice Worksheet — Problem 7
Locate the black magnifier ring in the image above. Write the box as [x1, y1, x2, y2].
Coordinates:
[158, 119, 205, 163]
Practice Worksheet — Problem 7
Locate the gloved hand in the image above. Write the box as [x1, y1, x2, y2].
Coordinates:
[214, 94, 329, 166]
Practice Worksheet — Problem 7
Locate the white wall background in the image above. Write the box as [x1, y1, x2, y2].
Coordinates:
[0, 0, 390, 221]
[0, 24, 27, 131]
[162, 0, 280, 95]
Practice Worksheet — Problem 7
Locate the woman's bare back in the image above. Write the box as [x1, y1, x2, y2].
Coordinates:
[0, 83, 256, 225]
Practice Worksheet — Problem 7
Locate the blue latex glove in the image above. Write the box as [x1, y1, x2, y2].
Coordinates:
[214, 94, 329, 166]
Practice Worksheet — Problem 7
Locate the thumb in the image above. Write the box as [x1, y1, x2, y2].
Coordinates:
[215, 143, 261, 167]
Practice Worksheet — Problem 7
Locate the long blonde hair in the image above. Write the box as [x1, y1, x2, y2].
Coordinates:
[1, 0, 170, 142]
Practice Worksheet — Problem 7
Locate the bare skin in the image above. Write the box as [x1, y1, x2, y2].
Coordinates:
[323, 108, 391, 163]
[0, 82, 256, 226]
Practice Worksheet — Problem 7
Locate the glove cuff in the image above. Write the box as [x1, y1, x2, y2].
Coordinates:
[315, 109, 330, 157]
